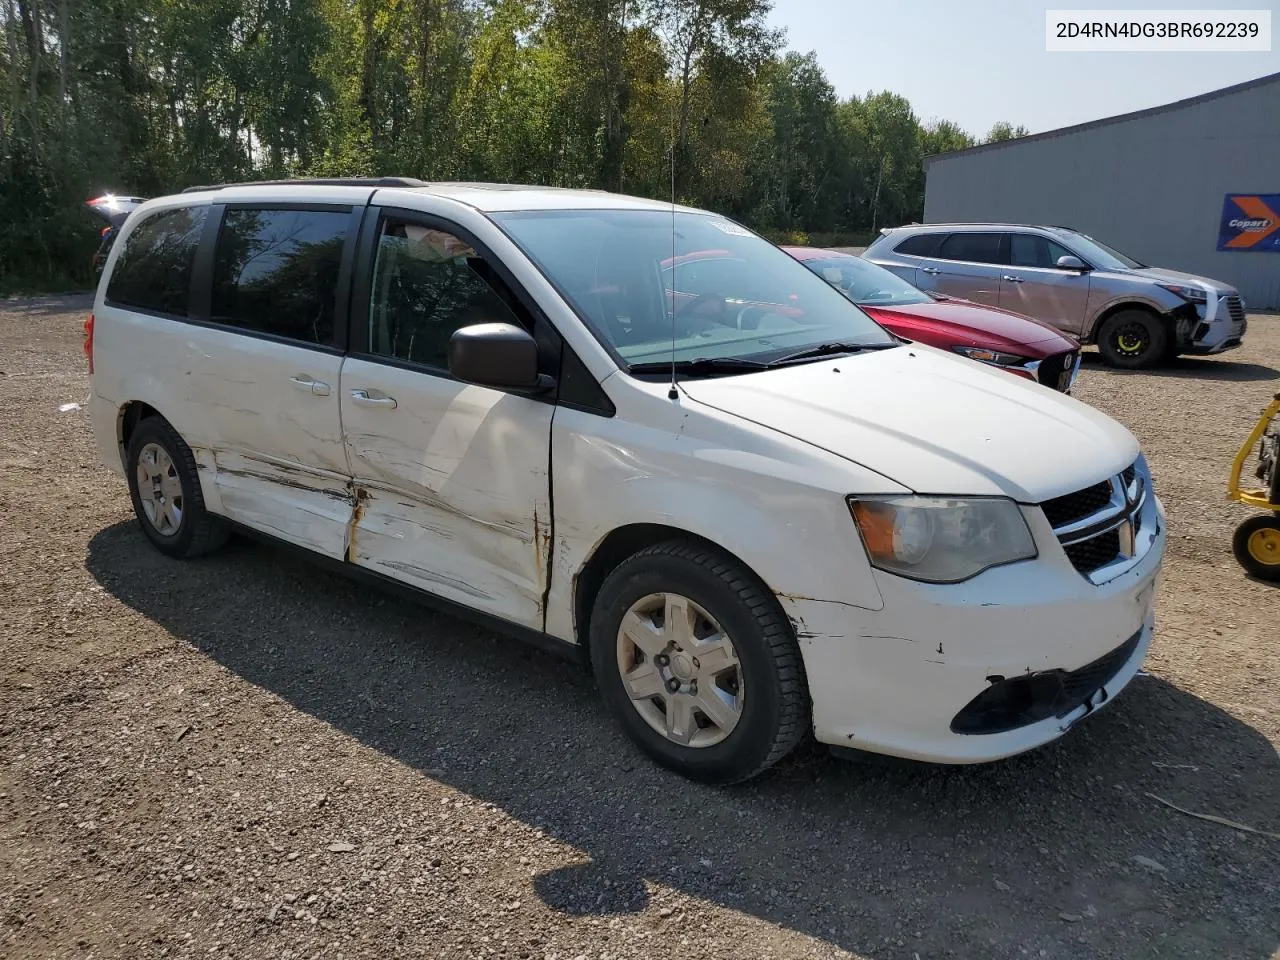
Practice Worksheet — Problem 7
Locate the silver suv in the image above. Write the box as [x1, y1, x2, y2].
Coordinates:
[864, 223, 1248, 369]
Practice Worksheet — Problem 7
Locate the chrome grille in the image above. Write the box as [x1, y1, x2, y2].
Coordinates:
[1225, 296, 1245, 323]
[1042, 461, 1149, 581]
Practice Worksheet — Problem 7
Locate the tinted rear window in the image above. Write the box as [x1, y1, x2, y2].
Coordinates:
[106, 206, 207, 316]
[211, 207, 351, 345]
[893, 233, 946, 257]
[938, 232, 1005, 264]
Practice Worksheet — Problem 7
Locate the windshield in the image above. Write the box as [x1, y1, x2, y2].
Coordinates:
[490, 209, 895, 370]
[1047, 227, 1145, 270]
[799, 255, 932, 306]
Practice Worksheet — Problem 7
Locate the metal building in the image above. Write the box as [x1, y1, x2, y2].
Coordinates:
[923, 72, 1280, 309]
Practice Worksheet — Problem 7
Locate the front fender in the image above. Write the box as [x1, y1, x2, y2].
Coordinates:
[1085, 292, 1182, 342]
[544, 397, 905, 644]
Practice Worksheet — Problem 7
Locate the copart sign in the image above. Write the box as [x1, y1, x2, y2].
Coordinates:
[1217, 194, 1280, 252]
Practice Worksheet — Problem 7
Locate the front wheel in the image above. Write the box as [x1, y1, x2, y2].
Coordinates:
[1096, 309, 1168, 370]
[1233, 515, 1280, 582]
[589, 540, 809, 783]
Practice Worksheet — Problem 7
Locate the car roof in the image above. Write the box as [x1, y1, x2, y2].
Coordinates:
[176, 178, 703, 215]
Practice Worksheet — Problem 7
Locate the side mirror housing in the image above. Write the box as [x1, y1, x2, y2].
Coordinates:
[1055, 255, 1088, 271]
[448, 322, 553, 393]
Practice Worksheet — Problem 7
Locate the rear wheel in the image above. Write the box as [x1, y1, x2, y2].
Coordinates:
[588, 540, 808, 783]
[1232, 515, 1280, 582]
[126, 416, 229, 558]
[1097, 309, 1168, 370]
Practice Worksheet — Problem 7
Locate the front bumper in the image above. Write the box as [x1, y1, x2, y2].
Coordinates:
[1185, 293, 1247, 354]
[784, 496, 1165, 764]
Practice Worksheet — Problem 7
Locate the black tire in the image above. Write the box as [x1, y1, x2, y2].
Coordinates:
[1232, 515, 1280, 583]
[1096, 309, 1168, 370]
[588, 539, 809, 784]
[126, 415, 229, 559]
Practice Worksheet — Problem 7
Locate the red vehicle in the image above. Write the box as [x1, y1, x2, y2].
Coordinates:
[784, 246, 1082, 393]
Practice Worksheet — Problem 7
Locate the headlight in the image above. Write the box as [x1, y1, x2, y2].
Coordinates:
[1157, 282, 1208, 304]
[848, 496, 1037, 583]
[951, 345, 1028, 367]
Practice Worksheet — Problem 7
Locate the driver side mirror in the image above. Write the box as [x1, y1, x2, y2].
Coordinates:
[449, 322, 554, 394]
[1055, 255, 1089, 271]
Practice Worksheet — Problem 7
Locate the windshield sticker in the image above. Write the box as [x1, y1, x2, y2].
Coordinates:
[710, 220, 753, 237]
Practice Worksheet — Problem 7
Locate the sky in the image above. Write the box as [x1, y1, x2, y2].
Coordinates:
[768, 0, 1280, 136]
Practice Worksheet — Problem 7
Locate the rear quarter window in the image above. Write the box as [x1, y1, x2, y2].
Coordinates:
[105, 205, 208, 316]
[893, 233, 946, 257]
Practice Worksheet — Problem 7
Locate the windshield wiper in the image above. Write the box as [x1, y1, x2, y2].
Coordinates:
[767, 341, 899, 367]
[628, 356, 771, 376]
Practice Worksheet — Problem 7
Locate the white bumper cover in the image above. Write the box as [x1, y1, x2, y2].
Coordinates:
[786, 497, 1166, 764]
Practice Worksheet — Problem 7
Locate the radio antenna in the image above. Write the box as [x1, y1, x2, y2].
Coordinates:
[667, 102, 678, 400]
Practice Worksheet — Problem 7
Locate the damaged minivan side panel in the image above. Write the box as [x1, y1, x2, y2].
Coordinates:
[339, 357, 553, 631]
[100, 305, 353, 559]
[543, 376, 905, 647]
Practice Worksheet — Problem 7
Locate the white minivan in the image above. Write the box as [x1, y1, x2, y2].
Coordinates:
[87, 178, 1165, 783]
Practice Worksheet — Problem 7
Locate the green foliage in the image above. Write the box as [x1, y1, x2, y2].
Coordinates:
[985, 121, 1030, 143]
[760, 227, 809, 246]
[0, 0, 1015, 290]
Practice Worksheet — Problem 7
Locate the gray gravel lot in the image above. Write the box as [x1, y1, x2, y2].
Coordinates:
[1, 296, 1277, 959]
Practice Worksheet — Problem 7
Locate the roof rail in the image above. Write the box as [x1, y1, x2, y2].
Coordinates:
[181, 177, 428, 194]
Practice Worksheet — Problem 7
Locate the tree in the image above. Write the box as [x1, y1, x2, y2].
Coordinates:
[648, 0, 779, 195]
[841, 90, 919, 230]
[985, 120, 1029, 143]
[920, 118, 974, 157]
[0, 0, 995, 291]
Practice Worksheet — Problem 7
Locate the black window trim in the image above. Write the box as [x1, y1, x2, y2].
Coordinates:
[935, 231, 1010, 267]
[348, 205, 619, 415]
[103, 202, 212, 322]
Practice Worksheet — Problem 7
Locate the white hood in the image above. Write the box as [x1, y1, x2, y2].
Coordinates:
[679, 345, 1139, 502]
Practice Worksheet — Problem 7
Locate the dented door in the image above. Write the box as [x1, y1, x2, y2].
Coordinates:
[340, 359, 553, 630]
[188, 200, 363, 559]
[338, 210, 554, 630]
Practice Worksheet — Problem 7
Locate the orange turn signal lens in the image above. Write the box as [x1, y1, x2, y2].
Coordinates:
[848, 500, 897, 560]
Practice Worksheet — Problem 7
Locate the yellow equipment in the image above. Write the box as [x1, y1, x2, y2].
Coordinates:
[1228, 393, 1280, 581]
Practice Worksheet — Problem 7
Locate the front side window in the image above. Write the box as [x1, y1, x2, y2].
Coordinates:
[1010, 234, 1076, 269]
[367, 218, 526, 369]
[210, 207, 350, 345]
[937, 232, 1005, 265]
[106, 205, 207, 316]
[801, 256, 932, 306]
[490, 210, 894, 369]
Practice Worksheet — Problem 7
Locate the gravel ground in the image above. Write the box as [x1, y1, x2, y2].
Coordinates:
[1, 295, 1278, 960]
